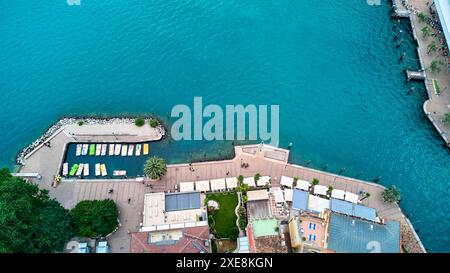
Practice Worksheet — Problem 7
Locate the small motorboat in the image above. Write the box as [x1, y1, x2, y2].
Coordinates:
[135, 144, 142, 156]
[100, 164, 107, 176]
[121, 145, 128, 156]
[83, 163, 89, 176]
[89, 144, 95, 156]
[143, 143, 149, 155]
[76, 163, 84, 176]
[113, 170, 127, 176]
[69, 164, 79, 176]
[101, 144, 107, 156]
[62, 163, 69, 176]
[114, 144, 121, 156]
[82, 144, 89, 155]
[76, 144, 82, 156]
[108, 144, 115, 156]
[95, 144, 101, 156]
[128, 145, 134, 156]
[95, 163, 101, 176]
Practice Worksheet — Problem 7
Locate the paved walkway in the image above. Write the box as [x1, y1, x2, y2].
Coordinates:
[20, 142, 424, 252]
[406, 0, 450, 147]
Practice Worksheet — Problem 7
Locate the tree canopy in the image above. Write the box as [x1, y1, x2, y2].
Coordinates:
[0, 168, 73, 253]
[382, 185, 402, 203]
[70, 199, 118, 238]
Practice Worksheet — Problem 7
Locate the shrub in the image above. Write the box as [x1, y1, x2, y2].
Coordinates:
[443, 113, 450, 124]
[382, 186, 402, 203]
[253, 173, 261, 182]
[70, 199, 118, 238]
[312, 178, 319, 186]
[149, 118, 159, 128]
[144, 156, 167, 180]
[77, 120, 85, 126]
[135, 117, 145, 127]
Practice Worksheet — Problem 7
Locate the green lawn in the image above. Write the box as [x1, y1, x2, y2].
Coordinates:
[206, 192, 238, 239]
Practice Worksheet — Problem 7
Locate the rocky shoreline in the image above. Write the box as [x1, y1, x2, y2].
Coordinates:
[16, 116, 166, 166]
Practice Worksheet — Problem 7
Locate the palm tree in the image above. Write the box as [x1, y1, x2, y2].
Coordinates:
[144, 156, 167, 180]
[418, 12, 427, 23]
[427, 41, 437, 54]
[312, 178, 319, 186]
[360, 192, 371, 201]
[327, 186, 333, 196]
[429, 59, 444, 73]
[253, 173, 261, 182]
[421, 26, 431, 38]
[382, 186, 401, 203]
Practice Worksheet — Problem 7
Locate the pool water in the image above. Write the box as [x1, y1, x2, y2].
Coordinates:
[1, 1, 449, 252]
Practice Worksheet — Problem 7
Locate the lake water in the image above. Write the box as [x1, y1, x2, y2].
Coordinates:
[1, 0, 449, 252]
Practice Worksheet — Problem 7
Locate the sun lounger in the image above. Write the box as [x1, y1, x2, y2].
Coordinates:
[121, 145, 128, 156]
[135, 144, 141, 156]
[83, 163, 89, 177]
[95, 163, 100, 176]
[114, 144, 121, 156]
[62, 163, 69, 176]
[69, 164, 79, 176]
[143, 143, 149, 155]
[108, 144, 115, 156]
[95, 144, 101, 156]
[82, 144, 89, 155]
[89, 144, 95, 156]
[76, 144, 82, 156]
[100, 164, 107, 176]
[76, 163, 84, 176]
[101, 144, 107, 156]
[128, 145, 134, 156]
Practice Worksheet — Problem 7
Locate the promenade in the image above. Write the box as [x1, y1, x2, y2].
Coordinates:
[401, 0, 450, 147]
[20, 139, 425, 253]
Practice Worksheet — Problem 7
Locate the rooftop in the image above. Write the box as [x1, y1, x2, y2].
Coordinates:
[327, 213, 400, 253]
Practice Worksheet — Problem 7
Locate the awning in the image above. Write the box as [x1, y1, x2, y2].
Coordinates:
[284, 188, 293, 202]
[331, 189, 345, 200]
[257, 176, 271, 187]
[179, 182, 195, 192]
[295, 179, 310, 191]
[210, 178, 226, 191]
[280, 176, 294, 188]
[313, 185, 328, 196]
[225, 177, 238, 189]
[273, 188, 285, 203]
[195, 180, 210, 192]
[247, 190, 269, 201]
[243, 177, 256, 187]
[345, 192, 359, 204]
[308, 195, 330, 213]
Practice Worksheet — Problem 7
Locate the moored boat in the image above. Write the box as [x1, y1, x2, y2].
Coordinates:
[95, 163, 101, 176]
[121, 145, 128, 156]
[69, 164, 79, 176]
[96, 144, 101, 156]
[89, 144, 95, 156]
[100, 164, 107, 176]
[76, 144, 82, 156]
[76, 163, 84, 176]
[108, 144, 115, 156]
[128, 144, 134, 156]
[62, 163, 69, 176]
[114, 144, 121, 156]
[101, 144, 107, 156]
[83, 163, 89, 176]
[113, 170, 127, 176]
[135, 144, 142, 156]
[82, 144, 89, 155]
[143, 143, 149, 155]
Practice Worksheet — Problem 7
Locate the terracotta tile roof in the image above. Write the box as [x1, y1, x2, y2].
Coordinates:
[131, 226, 211, 253]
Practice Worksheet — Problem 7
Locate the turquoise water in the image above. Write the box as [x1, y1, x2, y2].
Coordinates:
[0, 0, 449, 252]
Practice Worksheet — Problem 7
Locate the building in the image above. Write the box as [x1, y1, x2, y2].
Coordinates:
[131, 225, 211, 253]
[131, 191, 211, 253]
[289, 211, 329, 253]
[247, 190, 272, 221]
[247, 218, 287, 253]
[434, 0, 450, 47]
[326, 213, 400, 253]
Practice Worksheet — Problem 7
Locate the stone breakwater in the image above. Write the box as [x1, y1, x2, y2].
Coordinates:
[16, 117, 166, 165]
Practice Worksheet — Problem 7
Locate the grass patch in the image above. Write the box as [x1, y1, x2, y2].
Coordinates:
[433, 79, 440, 95]
[205, 192, 238, 239]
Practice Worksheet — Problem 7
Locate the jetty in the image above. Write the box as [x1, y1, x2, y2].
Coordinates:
[406, 70, 427, 80]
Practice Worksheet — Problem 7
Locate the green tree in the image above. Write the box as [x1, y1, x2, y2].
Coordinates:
[149, 118, 159, 128]
[382, 186, 402, 203]
[360, 192, 371, 201]
[253, 173, 261, 182]
[427, 41, 437, 54]
[312, 178, 319, 186]
[238, 183, 249, 195]
[70, 199, 118, 238]
[421, 26, 431, 38]
[442, 113, 450, 124]
[429, 59, 444, 73]
[418, 12, 427, 23]
[327, 186, 333, 196]
[237, 175, 244, 183]
[0, 168, 73, 253]
[144, 156, 167, 180]
[135, 117, 145, 127]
